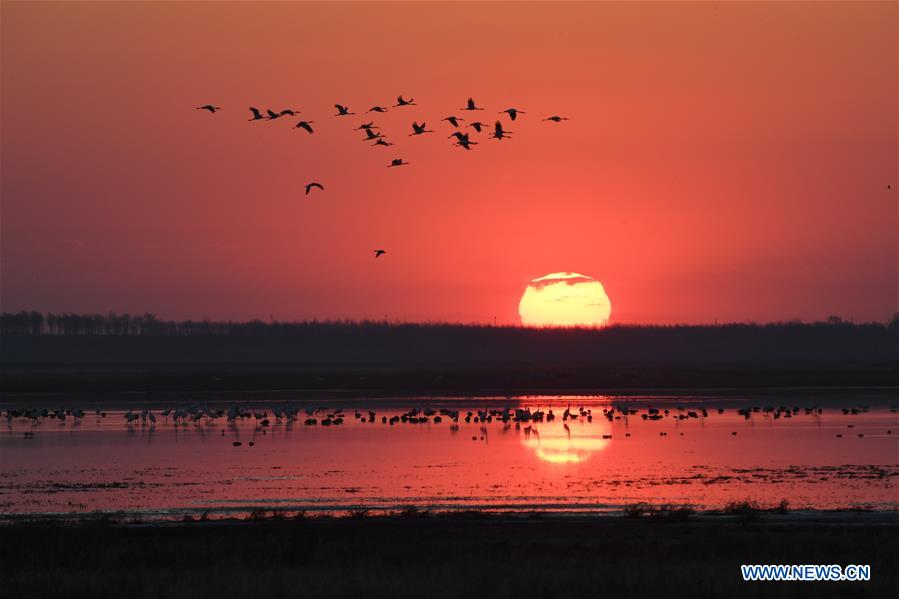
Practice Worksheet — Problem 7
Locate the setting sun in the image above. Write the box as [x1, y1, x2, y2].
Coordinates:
[518, 273, 612, 327]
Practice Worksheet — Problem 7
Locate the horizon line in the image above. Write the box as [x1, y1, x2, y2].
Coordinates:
[1, 310, 897, 330]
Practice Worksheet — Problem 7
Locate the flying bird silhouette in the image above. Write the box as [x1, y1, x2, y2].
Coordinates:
[442, 116, 464, 128]
[451, 132, 477, 150]
[409, 122, 433, 136]
[355, 122, 377, 130]
[490, 120, 513, 140]
[248, 107, 266, 121]
[294, 121, 315, 133]
[374, 249, 386, 257]
[462, 97, 485, 111]
[501, 108, 526, 120]
[394, 96, 416, 107]
[196, 105, 222, 113]
[362, 128, 384, 141]
[372, 139, 394, 147]
[367, 106, 389, 113]
[388, 158, 409, 167]
[305, 182, 324, 195]
[278, 109, 301, 116]
[543, 115, 569, 122]
[334, 104, 355, 116]
[266, 109, 283, 120]
[467, 122, 487, 133]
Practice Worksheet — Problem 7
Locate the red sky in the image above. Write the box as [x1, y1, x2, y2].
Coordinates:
[1, 1, 896, 325]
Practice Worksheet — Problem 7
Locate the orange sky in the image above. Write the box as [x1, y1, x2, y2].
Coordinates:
[1, 1, 896, 324]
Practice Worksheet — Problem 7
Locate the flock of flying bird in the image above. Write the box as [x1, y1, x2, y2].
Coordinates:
[195, 96, 569, 259]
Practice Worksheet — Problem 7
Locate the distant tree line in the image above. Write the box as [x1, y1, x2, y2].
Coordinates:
[1, 310, 897, 337]
[3, 310, 898, 366]
[1, 311, 166, 336]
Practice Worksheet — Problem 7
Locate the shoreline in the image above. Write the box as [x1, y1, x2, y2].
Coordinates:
[2, 361, 897, 397]
[1, 382, 896, 409]
[4, 507, 898, 527]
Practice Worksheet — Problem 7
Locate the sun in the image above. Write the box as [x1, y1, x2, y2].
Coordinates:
[518, 272, 612, 327]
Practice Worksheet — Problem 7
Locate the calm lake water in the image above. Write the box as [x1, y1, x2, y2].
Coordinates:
[2, 393, 897, 519]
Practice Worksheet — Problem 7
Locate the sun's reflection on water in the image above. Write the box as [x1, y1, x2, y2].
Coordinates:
[521, 419, 611, 464]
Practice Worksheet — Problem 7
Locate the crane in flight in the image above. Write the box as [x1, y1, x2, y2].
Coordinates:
[248, 107, 266, 121]
[367, 106, 389, 113]
[294, 121, 315, 133]
[467, 122, 487, 133]
[501, 108, 526, 121]
[449, 132, 477, 150]
[362, 128, 384, 141]
[305, 182, 324, 195]
[374, 249, 386, 258]
[394, 95, 416, 107]
[196, 105, 222, 113]
[409, 122, 433, 136]
[334, 104, 355, 116]
[543, 115, 569, 122]
[490, 121, 513, 140]
[442, 116, 464, 128]
[462, 97, 484, 111]
[388, 158, 409, 167]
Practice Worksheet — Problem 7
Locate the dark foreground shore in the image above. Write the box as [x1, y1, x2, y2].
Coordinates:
[2, 514, 897, 599]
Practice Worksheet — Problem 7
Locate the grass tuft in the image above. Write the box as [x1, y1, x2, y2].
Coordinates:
[624, 503, 692, 521]
[247, 509, 269, 521]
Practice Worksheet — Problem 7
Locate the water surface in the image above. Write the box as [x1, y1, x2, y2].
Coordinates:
[2, 393, 896, 519]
